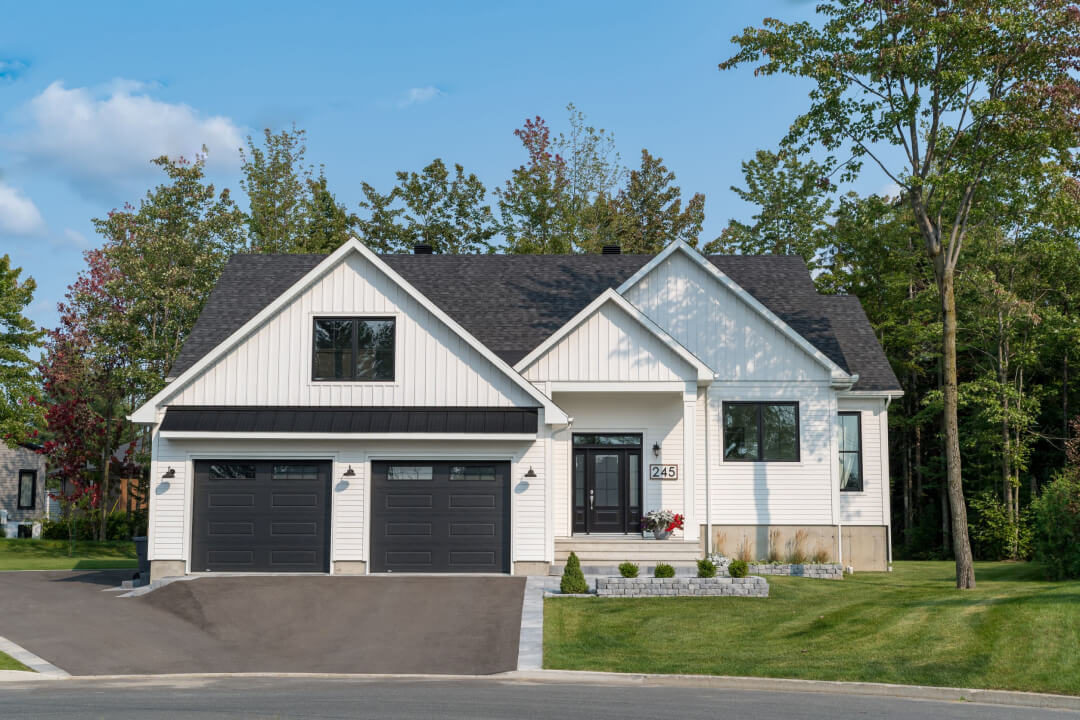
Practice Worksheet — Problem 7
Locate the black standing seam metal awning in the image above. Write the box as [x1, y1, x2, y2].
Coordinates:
[159, 406, 540, 434]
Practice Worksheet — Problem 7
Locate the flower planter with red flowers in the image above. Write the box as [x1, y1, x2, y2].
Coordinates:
[641, 510, 684, 540]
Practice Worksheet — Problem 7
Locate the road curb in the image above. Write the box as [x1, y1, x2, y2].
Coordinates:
[0, 668, 1076, 711]
[505, 669, 1080, 711]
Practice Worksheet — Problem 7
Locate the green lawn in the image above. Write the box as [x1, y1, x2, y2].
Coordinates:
[544, 561, 1080, 695]
[0, 651, 30, 672]
[0, 539, 137, 571]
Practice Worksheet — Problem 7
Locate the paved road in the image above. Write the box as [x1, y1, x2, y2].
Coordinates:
[0, 677, 1071, 719]
[0, 570, 525, 675]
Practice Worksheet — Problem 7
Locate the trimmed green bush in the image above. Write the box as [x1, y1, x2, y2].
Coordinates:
[728, 559, 748, 578]
[697, 558, 717, 578]
[618, 561, 639, 578]
[1031, 472, 1080, 580]
[561, 551, 589, 593]
[654, 562, 675, 578]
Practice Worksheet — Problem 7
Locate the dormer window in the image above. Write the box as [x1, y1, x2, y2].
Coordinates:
[312, 317, 395, 381]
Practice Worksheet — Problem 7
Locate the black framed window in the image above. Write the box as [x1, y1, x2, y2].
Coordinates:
[17, 470, 36, 510]
[838, 412, 863, 492]
[723, 402, 799, 462]
[312, 317, 395, 381]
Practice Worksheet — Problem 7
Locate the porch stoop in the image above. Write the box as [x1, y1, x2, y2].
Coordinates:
[552, 536, 704, 576]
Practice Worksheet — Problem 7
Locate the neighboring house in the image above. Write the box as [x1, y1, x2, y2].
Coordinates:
[131, 240, 902, 582]
[1, 443, 47, 536]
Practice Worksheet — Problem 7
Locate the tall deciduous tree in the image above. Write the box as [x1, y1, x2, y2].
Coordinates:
[614, 149, 705, 253]
[708, 149, 835, 268]
[721, 0, 1080, 589]
[0, 255, 43, 445]
[496, 116, 573, 254]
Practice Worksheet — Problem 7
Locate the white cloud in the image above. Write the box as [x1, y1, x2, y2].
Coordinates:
[398, 85, 445, 108]
[0, 182, 46, 235]
[13, 80, 244, 196]
[59, 228, 89, 247]
[878, 181, 903, 199]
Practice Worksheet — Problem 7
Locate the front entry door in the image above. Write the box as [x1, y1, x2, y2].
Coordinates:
[572, 434, 642, 534]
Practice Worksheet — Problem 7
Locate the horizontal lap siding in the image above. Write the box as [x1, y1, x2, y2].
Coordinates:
[838, 398, 887, 526]
[622, 251, 828, 383]
[709, 385, 834, 526]
[148, 434, 544, 566]
[521, 301, 693, 383]
[170, 253, 533, 408]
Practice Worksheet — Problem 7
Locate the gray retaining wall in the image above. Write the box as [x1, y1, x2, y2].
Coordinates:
[745, 563, 842, 579]
[595, 576, 769, 597]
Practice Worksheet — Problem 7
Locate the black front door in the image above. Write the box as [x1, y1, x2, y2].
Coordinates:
[572, 434, 642, 534]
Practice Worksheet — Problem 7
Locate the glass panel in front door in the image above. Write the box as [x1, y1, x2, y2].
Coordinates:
[594, 454, 619, 506]
[589, 452, 624, 532]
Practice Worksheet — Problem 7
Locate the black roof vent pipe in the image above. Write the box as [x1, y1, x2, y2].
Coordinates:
[602, 245, 622, 255]
[413, 243, 434, 255]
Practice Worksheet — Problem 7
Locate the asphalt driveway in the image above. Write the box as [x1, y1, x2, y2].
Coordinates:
[0, 570, 526, 676]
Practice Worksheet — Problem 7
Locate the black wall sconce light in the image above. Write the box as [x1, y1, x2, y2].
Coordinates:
[344, 465, 356, 477]
[652, 442, 661, 458]
[162, 467, 176, 479]
[524, 466, 537, 477]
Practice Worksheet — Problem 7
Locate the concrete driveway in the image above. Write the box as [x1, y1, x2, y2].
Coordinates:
[0, 570, 525, 676]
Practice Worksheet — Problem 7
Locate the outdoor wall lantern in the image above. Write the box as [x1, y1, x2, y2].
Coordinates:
[652, 442, 661, 458]
[524, 466, 537, 478]
[162, 467, 176, 479]
[344, 465, 356, 477]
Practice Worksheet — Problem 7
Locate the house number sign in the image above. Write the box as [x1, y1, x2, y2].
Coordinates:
[650, 464, 678, 480]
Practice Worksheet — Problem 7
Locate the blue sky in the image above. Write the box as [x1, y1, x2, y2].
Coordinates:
[1, 1, 891, 334]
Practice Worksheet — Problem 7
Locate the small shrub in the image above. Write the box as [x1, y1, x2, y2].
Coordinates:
[560, 551, 589, 594]
[728, 559, 748, 578]
[697, 558, 716, 578]
[618, 561, 639, 578]
[766, 529, 782, 563]
[811, 545, 831, 564]
[969, 490, 1032, 561]
[41, 518, 68, 540]
[786, 528, 810, 564]
[654, 562, 676, 578]
[1031, 472, 1080, 580]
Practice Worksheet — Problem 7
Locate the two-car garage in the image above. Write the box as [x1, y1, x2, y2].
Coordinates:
[190, 459, 511, 574]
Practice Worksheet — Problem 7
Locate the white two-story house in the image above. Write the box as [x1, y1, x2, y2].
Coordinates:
[131, 239, 901, 581]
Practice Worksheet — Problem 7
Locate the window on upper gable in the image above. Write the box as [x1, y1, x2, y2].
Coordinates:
[312, 317, 395, 381]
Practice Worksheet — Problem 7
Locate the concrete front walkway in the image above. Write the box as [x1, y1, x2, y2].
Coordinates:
[0, 570, 525, 676]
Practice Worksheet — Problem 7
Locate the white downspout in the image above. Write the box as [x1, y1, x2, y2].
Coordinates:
[704, 386, 712, 556]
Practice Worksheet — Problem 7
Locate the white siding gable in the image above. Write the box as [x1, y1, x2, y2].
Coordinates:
[521, 299, 697, 383]
[622, 250, 829, 383]
[171, 252, 536, 408]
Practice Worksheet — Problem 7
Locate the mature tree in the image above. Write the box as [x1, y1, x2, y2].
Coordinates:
[708, 149, 835, 269]
[613, 149, 705, 253]
[356, 159, 497, 254]
[722, 0, 1080, 588]
[555, 104, 626, 252]
[496, 116, 574, 254]
[94, 153, 246, 390]
[240, 126, 353, 253]
[0, 255, 43, 445]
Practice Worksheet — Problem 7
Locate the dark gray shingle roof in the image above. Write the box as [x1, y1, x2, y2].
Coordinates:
[169, 252, 900, 392]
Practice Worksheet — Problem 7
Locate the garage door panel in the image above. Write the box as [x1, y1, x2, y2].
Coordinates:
[372, 461, 509, 573]
[192, 460, 330, 573]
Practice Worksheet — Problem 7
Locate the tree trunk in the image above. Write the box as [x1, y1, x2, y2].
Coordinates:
[939, 270, 976, 588]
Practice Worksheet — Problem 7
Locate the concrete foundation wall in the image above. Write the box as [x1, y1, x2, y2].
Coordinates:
[333, 561, 366, 575]
[514, 561, 551, 576]
[149, 560, 186, 583]
[706, 524, 887, 571]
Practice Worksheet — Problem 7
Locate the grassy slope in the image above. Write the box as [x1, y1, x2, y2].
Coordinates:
[544, 561, 1080, 695]
[0, 539, 137, 571]
[0, 651, 31, 672]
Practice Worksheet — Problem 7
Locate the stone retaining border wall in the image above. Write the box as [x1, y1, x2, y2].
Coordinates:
[595, 576, 769, 597]
[745, 563, 842, 579]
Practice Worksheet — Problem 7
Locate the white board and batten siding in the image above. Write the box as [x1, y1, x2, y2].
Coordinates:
[838, 397, 889, 526]
[169, 253, 535, 409]
[148, 436, 548, 566]
[622, 250, 828, 383]
[520, 300, 696, 383]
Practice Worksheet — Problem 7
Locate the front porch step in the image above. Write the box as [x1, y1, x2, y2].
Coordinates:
[554, 537, 703, 565]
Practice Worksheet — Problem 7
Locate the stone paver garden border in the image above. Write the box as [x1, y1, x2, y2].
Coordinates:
[595, 576, 768, 597]
[746, 563, 842, 579]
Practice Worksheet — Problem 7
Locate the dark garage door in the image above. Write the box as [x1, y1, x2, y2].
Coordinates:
[371, 461, 510, 573]
[191, 460, 331, 573]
